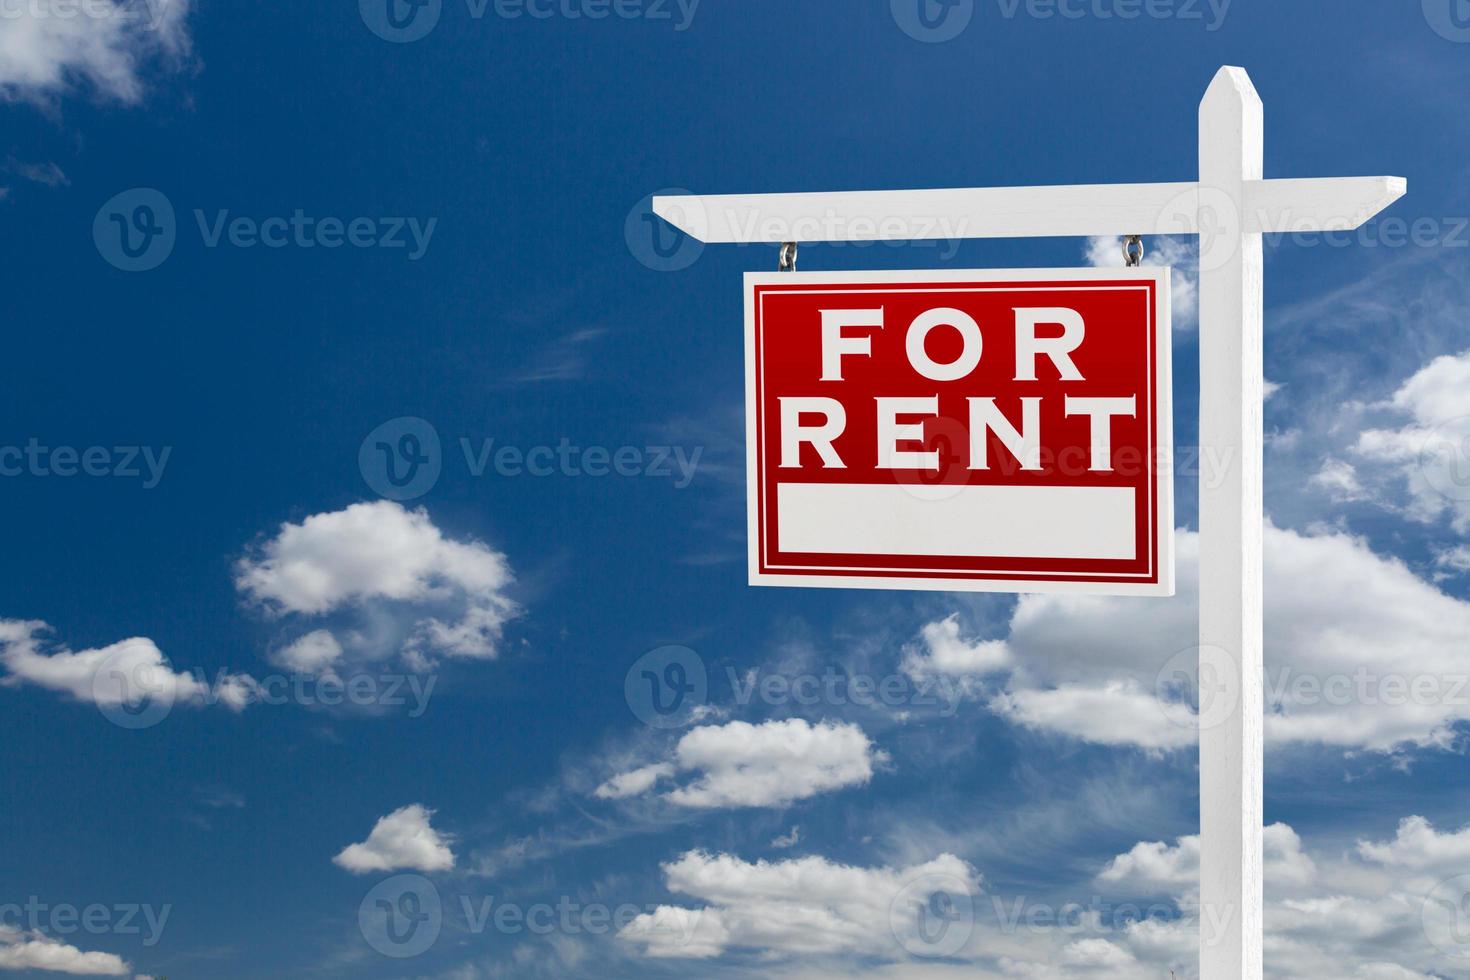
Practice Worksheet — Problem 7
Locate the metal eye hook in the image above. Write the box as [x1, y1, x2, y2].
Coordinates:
[779, 241, 798, 272]
[1123, 235, 1145, 267]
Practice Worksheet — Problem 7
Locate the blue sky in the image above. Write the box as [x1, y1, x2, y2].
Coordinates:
[3, 1, 1470, 977]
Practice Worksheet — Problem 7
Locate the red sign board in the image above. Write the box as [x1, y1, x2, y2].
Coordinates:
[746, 268, 1174, 595]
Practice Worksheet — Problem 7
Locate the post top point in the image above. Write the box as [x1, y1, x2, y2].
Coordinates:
[1202, 66, 1262, 109]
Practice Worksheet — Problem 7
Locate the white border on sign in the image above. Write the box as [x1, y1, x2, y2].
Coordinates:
[743, 266, 1175, 597]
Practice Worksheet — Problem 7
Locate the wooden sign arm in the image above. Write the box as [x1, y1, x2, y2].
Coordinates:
[652, 176, 1405, 243]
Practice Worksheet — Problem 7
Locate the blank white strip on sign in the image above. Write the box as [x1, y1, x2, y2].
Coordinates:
[775, 484, 1137, 561]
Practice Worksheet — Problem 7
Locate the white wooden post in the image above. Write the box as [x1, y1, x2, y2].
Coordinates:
[1197, 66, 1265, 980]
[649, 66, 1404, 979]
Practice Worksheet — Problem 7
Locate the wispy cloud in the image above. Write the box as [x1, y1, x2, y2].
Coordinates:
[0, 0, 194, 104]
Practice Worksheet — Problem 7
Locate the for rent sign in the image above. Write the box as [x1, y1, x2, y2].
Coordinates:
[745, 268, 1173, 595]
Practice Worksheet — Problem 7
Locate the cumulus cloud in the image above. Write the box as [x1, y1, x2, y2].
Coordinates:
[1356, 815, 1470, 871]
[333, 804, 455, 874]
[597, 719, 883, 810]
[902, 615, 1011, 679]
[674, 816, 1470, 977]
[0, 0, 193, 103]
[236, 501, 519, 668]
[1099, 823, 1316, 892]
[1043, 816, 1470, 979]
[924, 524, 1470, 754]
[0, 619, 254, 712]
[268, 629, 342, 678]
[0, 924, 128, 975]
[1356, 349, 1470, 531]
[620, 851, 978, 960]
[991, 680, 1200, 752]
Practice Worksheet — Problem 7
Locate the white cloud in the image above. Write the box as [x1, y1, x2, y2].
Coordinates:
[951, 524, 1470, 753]
[1053, 816, 1470, 979]
[771, 826, 801, 849]
[1357, 349, 1470, 531]
[593, 763, 674, 800]
[236, 501, 518, 666]
[620, 850, 978, 960]
[902, 615, 1011, 679]
[0, 619, 254, 712]
[1310, 457, 1368, 502]
[601, 719, 883, 810]
[0, 925, 128, 975]
[269, 629, 342, 678]
[1099, 823, 1316, 892]
[0, 0, 192, 103]
[619, 905, 731, 959]
[1085, 235, 1198, 327]
[1356, 815, 1470, 871]
[1436, 545, 1470, 574]
[612, 813, 1470, 977]
[991, 681, 1198, 752]
[332, 804, 455, 874]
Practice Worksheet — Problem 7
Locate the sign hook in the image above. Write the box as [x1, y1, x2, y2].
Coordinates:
[779, 241, 798, 272]
[1123, 234, 1145, 267]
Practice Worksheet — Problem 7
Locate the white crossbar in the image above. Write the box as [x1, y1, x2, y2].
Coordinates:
[653, 176, 1404, 242]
